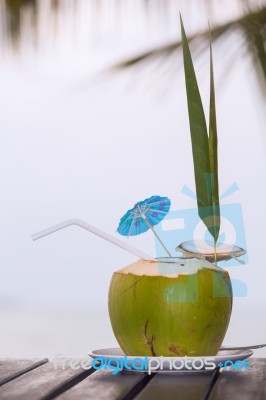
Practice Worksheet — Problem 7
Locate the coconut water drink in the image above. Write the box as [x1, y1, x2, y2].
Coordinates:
[108, 257, 232, 356]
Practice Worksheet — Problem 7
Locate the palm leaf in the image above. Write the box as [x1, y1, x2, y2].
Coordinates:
[209, 28, 220, 243]
[181, 15, 220, 243]
[111, 7, 266, 97]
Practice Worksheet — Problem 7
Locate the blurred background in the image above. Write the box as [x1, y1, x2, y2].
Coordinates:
[1, 0, 266, 358]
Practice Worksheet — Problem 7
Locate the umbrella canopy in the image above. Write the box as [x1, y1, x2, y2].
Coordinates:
[117, 195, 172, 257]
[117, 195, 171, 236]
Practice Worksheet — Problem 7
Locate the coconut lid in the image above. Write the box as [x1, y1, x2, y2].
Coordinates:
[175, 240, 246, 263]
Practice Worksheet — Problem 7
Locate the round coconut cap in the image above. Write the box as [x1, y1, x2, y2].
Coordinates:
[175, 240, 246, 263]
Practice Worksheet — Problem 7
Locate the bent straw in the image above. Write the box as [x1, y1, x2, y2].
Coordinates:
[31, 218, 154, 260]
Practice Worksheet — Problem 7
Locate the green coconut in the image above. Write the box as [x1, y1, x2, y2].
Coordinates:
[108, 258, 232, 356]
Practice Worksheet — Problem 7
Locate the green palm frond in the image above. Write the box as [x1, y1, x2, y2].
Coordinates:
[111, 6, 266, 96]
[3, 0, 37, 46]
[181, 16, 220, 243]
[1, 0, 266, 96]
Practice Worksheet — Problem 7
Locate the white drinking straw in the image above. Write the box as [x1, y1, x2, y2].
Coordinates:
[31, 218, 154, 260]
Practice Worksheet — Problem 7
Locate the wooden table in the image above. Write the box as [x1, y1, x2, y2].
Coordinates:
[0, 358, 265, 399]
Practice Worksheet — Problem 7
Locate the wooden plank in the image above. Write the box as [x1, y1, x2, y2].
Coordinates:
[57, 369, 150, 400]
[134, 370, 219, 400]
[209, 358, 266, 400]
[0, 359, 48, 386]
[0, 359, 95, 400]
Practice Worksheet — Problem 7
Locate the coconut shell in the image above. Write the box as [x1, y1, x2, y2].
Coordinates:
[108, 258, 232, 356]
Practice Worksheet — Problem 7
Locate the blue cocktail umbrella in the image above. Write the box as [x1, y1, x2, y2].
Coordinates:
[117, 195, 172, 257]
